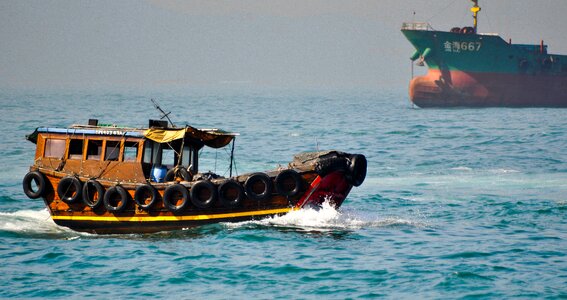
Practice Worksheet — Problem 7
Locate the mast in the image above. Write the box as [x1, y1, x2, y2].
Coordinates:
[471, 0, 481, 33]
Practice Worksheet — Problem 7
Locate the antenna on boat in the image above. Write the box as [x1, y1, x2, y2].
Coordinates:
[151, 98, 175, 127]
[471, 0, 481, 33]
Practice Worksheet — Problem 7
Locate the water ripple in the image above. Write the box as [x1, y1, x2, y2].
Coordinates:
[2, 89, 567, 298]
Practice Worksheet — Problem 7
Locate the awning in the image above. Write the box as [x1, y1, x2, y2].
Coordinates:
[143, 126, 237, 148]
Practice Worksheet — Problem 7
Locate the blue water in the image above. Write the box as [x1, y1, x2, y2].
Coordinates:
[1, 88, 566, 298]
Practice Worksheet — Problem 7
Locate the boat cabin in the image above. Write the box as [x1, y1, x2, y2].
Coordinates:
[26, 119, 237, 184]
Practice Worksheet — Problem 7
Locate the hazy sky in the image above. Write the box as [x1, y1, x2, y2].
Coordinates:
[2, 0, 567, 90]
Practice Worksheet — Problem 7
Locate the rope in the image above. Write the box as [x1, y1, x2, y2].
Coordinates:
[165, 141, 182, 158]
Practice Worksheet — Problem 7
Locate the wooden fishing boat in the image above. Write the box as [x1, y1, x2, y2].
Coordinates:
[22, 119, 367, 234]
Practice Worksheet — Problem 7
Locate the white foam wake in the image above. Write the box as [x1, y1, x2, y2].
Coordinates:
[224, 200, 428, 232]
[265, 201, 365, 231]
[0, 209, 79, 238]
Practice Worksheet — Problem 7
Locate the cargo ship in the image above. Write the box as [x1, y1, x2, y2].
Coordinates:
[22, 119, 367, 234]
[401, 0, 567, 107]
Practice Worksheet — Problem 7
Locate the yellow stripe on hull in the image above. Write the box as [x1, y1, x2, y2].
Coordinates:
[51, 207, 297, 222]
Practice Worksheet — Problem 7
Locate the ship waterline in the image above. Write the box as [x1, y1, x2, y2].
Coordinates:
[409, 69, 567, 107]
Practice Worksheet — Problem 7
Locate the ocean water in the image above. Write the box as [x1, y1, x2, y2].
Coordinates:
[1, 87, 566, 298]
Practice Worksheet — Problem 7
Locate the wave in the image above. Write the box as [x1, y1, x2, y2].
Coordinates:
[487, 168, 521, 174]
[0, 203, 429, 239]
[0, 209, 81, 239]
[224, 200, 428, 232]
[449, 166, 521, 174]
[450, 166, 473, 171]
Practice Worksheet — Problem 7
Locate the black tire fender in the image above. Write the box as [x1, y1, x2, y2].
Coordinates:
[315, 157, 348, 177]
[103, 185, 129, 213]
[165, 167, 192, 182]
[57, 176, 82, 204]
[275, 169, 304, 198]
[348, 154, 367, 187]
[134, 184, 159, 210]
[218, 180, 244, 208]
[163, 184, 190, 213]
[82, 179, 105, 208]
[190, 180, 217, 209]
[23, 171, 47, 199]
[244, 173, 273, 201]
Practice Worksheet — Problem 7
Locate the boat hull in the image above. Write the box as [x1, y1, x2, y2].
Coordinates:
[51, 208, 296, 234]
[42, 170, 352, 234]
[410, 69, 567, 108]
[27, 151, 366, 234]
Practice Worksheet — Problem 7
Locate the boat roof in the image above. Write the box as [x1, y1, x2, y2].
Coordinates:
[27, 123, 238, 149]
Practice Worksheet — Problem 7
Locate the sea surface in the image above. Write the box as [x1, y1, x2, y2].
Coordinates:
[1, 87, 566, 299]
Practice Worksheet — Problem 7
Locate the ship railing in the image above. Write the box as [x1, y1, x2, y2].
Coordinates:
[401, 22, 434, 31]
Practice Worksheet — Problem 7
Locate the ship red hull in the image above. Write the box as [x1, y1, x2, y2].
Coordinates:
[409, 70, 567, 107]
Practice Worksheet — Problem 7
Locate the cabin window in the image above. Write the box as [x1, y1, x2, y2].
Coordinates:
[152, 143, 161, 164]
[143, 141, 153, 164]
[181, 146, 191, 167]
[141, 140, 191, 168]
[68, 139, 84, 160]
[44, 139, 66, 158]
[87, 140, 103, 160]
[162, 148, 175, 168]
[143, 140, 162, 165]
[105, 141, 120, 161]
[123, 141, 138, 162]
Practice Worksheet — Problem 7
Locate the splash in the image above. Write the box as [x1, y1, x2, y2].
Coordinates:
[265, 200, 364, 231]
[0, 209, 80, 238]
[224, 199, 428, 232]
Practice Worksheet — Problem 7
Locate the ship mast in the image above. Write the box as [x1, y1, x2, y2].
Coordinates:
[471, 0, 481, 33]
